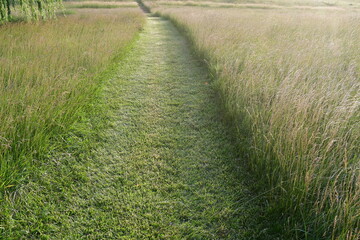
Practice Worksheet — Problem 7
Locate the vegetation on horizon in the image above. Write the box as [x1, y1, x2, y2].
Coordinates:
[0, 0, 63, 22]
[148, 2, 360, 239]
[0, 8, 144, 197]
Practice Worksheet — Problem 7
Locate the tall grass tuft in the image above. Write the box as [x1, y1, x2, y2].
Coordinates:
[152, 5, 360, 240]
[0, 8, 144, 195]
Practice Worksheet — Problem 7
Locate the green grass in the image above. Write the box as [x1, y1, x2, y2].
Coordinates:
[147, 2, 360, 240]
[1, 16, 268, 239]
[0, 8, 144, 196]
[1, 1, 358, 238]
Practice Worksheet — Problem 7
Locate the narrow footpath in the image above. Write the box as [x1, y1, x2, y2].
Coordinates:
[3, 17, 264, 239]
[91, 16, 262, 239]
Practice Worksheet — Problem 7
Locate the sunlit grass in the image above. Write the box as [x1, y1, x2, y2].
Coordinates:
[150, 3, 360, 240]
[0, 8, 144, 194]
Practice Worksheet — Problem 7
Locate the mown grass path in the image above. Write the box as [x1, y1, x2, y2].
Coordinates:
[2, 17, 262, 239]
[96, 16, 261, 239]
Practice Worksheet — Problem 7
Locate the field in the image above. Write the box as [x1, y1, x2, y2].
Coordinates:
[0, 0, 359, 239]
[145, 0, 360, 9]
[147, 1, 360, 239]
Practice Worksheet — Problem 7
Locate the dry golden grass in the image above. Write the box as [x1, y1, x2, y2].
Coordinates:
[146, 0, 360, 9]
[150, 4, 360, 240]
[0, 8, 144, 192]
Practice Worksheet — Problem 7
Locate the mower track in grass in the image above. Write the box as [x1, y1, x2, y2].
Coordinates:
[95, 16, 263, 239]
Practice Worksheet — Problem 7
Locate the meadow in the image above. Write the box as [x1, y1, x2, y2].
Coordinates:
[0, 7, 144, 195]
[146, 0, 360, 9]
[147, 1, 360, 239]
[1, 0, 359, 238]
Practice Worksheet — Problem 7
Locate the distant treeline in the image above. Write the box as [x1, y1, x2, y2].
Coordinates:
[0, 0, 63, 22]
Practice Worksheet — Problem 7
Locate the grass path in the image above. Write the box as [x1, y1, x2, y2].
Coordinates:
[93, 16, 262, 239]
[2, 17, 263, 239]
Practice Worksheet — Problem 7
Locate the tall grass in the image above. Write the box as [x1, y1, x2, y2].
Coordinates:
[0, 8, 144, 194]
[146, 0, 360, 8]
[151, 5, 360, 240]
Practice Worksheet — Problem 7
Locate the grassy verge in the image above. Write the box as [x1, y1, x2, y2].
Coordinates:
[0, 35, 140, 239]
[147, 2, 360, 240]
[0, 8, 144, 196]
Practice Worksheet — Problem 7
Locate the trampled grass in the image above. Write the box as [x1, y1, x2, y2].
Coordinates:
[148, 2, 360, 239]
[0, 8, 144, 195]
